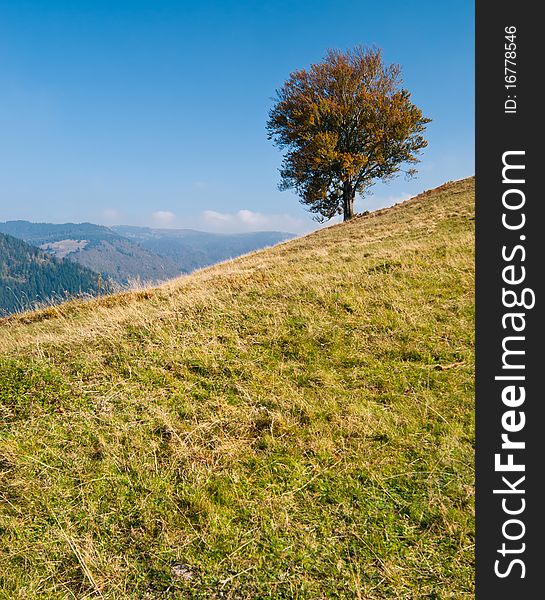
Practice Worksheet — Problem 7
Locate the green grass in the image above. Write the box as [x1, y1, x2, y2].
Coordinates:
[0, 178, 474, 598]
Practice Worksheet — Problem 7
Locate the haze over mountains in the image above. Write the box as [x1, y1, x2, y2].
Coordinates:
[112, 226, 296, 274]
[0, 220, 295, 315]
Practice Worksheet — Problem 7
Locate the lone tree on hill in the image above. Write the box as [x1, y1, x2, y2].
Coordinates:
[267, 47, 431, 221]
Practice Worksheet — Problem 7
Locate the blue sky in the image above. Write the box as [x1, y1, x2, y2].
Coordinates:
[0, 1, 474, 233]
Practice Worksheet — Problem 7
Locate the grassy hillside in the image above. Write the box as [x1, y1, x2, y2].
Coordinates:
[0, 178, 475, 598]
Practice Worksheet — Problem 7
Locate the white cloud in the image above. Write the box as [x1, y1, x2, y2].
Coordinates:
[200, 209, 310, 234]
[151, 210, 177, 226]
[202, 210, 230, 222]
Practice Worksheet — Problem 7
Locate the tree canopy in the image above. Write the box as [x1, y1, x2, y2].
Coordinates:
[267, 47, 431, 221]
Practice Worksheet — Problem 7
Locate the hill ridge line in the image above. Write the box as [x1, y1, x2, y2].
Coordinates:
[0, 176, 474, 328]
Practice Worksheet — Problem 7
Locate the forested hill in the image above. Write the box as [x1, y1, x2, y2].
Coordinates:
[0, 232, 103, 315]
[0, 221, 295, 283]
[0, 221, 181, 285]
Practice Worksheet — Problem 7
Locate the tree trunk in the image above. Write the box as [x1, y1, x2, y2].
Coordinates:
[342, 182, 355, 221]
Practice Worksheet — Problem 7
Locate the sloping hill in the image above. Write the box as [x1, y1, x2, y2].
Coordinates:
[0, 221, 181, 284]
[0, 178, 475, 598]
[0, 232, 105, 316]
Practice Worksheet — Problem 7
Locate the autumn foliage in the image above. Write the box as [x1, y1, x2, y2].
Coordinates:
[267, 47, 431, 221]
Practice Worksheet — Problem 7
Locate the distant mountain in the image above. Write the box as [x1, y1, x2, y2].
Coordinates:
[112, 226, 296, 273]
[0, 232, 105, 316]
[0, 221, 181, 285]
[0, 220, 297, 285]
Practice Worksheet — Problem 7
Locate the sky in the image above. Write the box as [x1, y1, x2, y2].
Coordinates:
[0, 1, 474, 234]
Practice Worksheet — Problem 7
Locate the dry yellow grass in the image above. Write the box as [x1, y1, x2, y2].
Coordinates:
[0, 177, 474, 598]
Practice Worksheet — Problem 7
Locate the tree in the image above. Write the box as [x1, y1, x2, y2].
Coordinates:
[267, 47, 431, 221]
